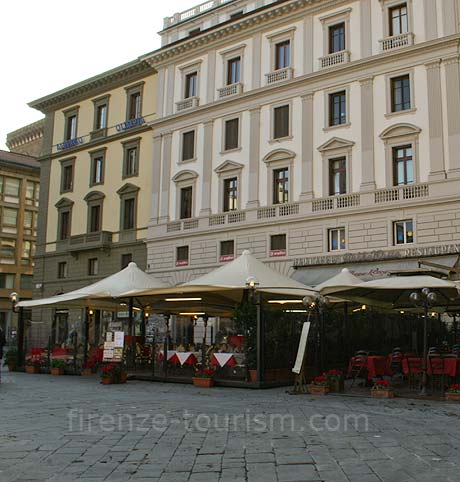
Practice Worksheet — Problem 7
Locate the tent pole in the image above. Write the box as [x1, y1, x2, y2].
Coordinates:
[420, 305, 428, 396]
[202, 315, 208, 369]
[256, 291, 263, 384]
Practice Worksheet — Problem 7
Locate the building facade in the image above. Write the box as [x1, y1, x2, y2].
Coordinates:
[29, 60, 157, 346]
[144, 0, 460, 287]
[6, 120, 45, 158]
[0, 149, 40, 340]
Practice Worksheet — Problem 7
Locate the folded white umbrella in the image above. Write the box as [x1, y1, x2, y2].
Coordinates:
[317, 268, 363, 296]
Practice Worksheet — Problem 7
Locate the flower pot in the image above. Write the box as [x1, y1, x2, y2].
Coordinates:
[248, 370, 257, 383]
[81, 369, 94, 376]
[101, 377, 112, 385]
[446, 392, 460, 402]
[50, 368, 64, 376]
[119, 372, 127, 384]
[26, 366, 40, 374]
[193, 377, 214, 388]
[328, 377, 345, 393]
[307, 385, 329, 395]
[371, 389, 395, 399]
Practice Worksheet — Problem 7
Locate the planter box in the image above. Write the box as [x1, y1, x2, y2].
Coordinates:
[25, 366, 40, 374]
[193, 377, 214, 388]
[81, 369, 94, 376]
[101, 377, 112, 385]
[307, 384, 329, 395]
[371, 389, 395, 399]
[50, 368, 64, 376]
[446, 392, 460, 402]
[328, 377, 345, 393]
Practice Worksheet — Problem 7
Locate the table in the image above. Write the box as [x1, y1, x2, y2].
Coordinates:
[171, 352, 197, 366]
[158, 350, 177, 362]
[347, 356, 389, 381]
[402, 357, 460, 377]
[211, 353, 236, 368]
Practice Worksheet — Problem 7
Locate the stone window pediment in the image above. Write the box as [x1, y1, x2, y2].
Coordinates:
[214, 160, 244, 174]
[172, 169, 199, 183]
[117, 182, 140, 196]
[84, 191, 105, 203]
[379, 123, 421, 140]
[263, 148, 296, 164]
[318, 137, 355, 153]
[55, 197, 74, 209]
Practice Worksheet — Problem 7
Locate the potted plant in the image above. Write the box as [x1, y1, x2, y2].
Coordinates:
[81, 361, 95, 376]
[25, 356, 42, 374]
[233, 301, 257, 383]
[100, 364, 126, 384]
[371, 379, 395, 398]
[307, 375, 330, 395]
[327, 369, 344, 393]
[3, 346, 18, 372]
[446, 384, 460, 402]
[50, 359, 66, 375]
[193, 368, 215, 388]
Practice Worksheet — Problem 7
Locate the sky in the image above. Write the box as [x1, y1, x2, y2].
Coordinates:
[0, 0, 195, 150]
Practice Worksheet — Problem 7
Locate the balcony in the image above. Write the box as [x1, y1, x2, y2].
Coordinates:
[312, 194, 360, 212]
[90, 128, 107, 141]
[379, 32, 414, 52]
[217, 83, 243, 99]
[57, 231, 113, 253]
[163, 0, 235, 28]
[375, 184, 429, 204]
[265, 67, 293, 85]
[176, 96, 200, 112]
[319, 50, 350, 69]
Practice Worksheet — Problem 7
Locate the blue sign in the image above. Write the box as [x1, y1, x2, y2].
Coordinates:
[57, 137, 84, 151]
[116, 116, 145, 132]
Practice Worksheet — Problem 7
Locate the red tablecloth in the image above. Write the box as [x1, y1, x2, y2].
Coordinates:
[402, 357, 460, 376]
[347, 356, 389, 381]
[170, 352, 197, 366]
[402, 358, 423, 375]
[211, 353, 236, 368]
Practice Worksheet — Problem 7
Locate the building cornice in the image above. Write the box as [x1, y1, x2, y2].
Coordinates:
[6, 119, 45, 151]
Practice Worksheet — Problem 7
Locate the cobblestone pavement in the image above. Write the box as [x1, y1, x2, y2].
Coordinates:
[0, 372, 460, 482]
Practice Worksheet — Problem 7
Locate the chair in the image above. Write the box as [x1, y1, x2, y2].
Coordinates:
[406, 358, 423, 391]
[452, 344, 460, 357]
[349, 351, 369, 387]
[428, 356, 445, 393]
[390, 348, 403, 375]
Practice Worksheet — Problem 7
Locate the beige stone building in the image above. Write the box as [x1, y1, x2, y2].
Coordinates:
[144, 0, 460, 288]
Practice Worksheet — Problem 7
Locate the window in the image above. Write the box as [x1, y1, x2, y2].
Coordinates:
[1, 177, 20, 202]
[223, 177, 238, 212]
[180, 186, 193, 219]
[59, 210, 71, 240]
[1, 238, 16, 258]
[20, 275, 33, 291]
[121, 253, 132, 269]
[389, 3, 408, 36]
[61, 161, 74, 193]
[275, 40, 290, 70]
[128, 91, 142, 120]
[393, 145, 413, 185]
[220, 240, 234, 262]
[329, 22, 345, 53]
[273, 168, 289, 204]
[185, 72, 198, 98]
[227, 57, 241, 85]
[0, 273, 14, 289]
[92, 95, 109, 132]
[95, 104, 107, 130]
[21, 240, 35, 265]
[91, 155, 104, 185]
[88, 258, 99, 276]
[329, 158, 347, 195]
[122, 198, 136, 230]
[65, 113, 77, 140]
[224, 118, 239, 151]
[329, 228, 346, 251]
[124, 147, 138, 177]
[391, 75, 411, 112]
[176, 246, 189, 266]
[57, 262, 67, 279]
[329, 91, 347, 126]
[394, 220, 413, 245]
[25, 181, 39, 206]
[273, 105, 290, 139]
[182, 131, 195, 161]
[24, 210, 37, 236]
[89, 205, 101, 233]
[270, 234, 286, 257]
[2, 208, 18, 231]
[189, 27, 201, 37]
[230, 10, 244, 20]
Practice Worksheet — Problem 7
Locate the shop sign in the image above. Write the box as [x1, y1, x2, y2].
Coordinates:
[57, 137, 83, 151]
[270, 249, 286, 257]
[115, 116, 145, 132]
[219, 254, 234, 262]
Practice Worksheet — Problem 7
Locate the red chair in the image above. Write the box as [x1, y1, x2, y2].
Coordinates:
[349, 351, 369, 387]
[406, 358, 423, 391]
[428, 357, 445, 393]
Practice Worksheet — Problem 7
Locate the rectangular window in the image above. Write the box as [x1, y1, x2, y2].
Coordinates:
[270, 234, 286, 257]
[88, 258, 99, 276]
[20, 274, 33, 290]
[224, 118, 239, 151]
[121, 253, 132, 269]
[2, 208, 18, 229]
[273, 168, 289, 204]
[389, 3, 408, 36]
[124, 147, 138, 177]
[329, 91, 347, 126]
[3, 177, 20, 201]
[176, 246, 189, 266]
[223, 177, 238, 212]
[182, 131, 195, 161]
[61, 164, 74, 192]
[185, 72, 198, 98]
[329, 22, 346, 53]
[25, 181, 39, 206]
[329, 157, 347, 195]
[122, 198, 135, 230]
[95, 104, 107, 129]
[65, 114, 77, 140]
[273, 105, 289, 139]
[57, 262, 67, 279]
[329, 228, 346, 251]
[189, 27, 201, 37]
[91, 156, 104, 185]
[394, 219, 414, 245]
[275, 40, 290, 70]
[21, 240, 35, 265]
[89, 205, 101, 233]
[227, 57, 241, 85]
[59, 211, 71, 240]
[180, 186, 193, 219]
[24, 210, 37, 236]
[128, 92, 142, 120]
[230, 10, 244, 20]
[391, 75, 411, 112]
[0, 273, 15, 289]
[1, 238, 16, 258]
[393, 145, 414, 185]
[220, 240, 234, 262]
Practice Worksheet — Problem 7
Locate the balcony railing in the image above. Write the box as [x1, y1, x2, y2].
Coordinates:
[217, 82, 243, 99]
[90, 128, 107, 141]
[265, 67, 293, 85]
[176, 96, 200, 112]
[375, 184, 429, 204]
[58, 231, 113, 252]
[313, 194, 360, 212]
[319, 50, 350, 69]
[163, 0, 236, 28]
[379, 32, 414, 52]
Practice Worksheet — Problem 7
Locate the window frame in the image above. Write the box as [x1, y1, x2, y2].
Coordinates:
[266, 27, 296, 73]
[272, 167, 290, 205]
[319, 8, 351, 57]
[125, 82, 144, 121]
[223, 117, 240, 152]
[328, 227, 347, 252]
[329, 157, 347, 196]
[122, 138, 141, 179]
[117, 183, 140, 232]
[181, 129, 196, 163]
[184, 71, 198, 99]
[393, 219, 414, 245]
[58, 209, 71, 241]
[121, 253, 133, 269]
[392, 144, 414, 186]
[85, 191, 105, 234]
[269, 233, 287, 257]
[57, 261, 68, 279]
[179, 185, 193, 220]
[176, 245, 189, 267]
[380, 0, 413, 39]
[385, 70, 415, 116]
[328, 90, 347, 127]
[172, 170, 198, 220]
[63, 106, 79, 141]
[59, 157, 75, 194]
[389, 2, 408, 37]
[89, 148, 106, 187]
[222, 176, 238, 212]
[274, 39, 291, 70]
[272, 103, 291, 141]
[179, 61, 202, 102]
[215, 160, 244, 213]
[88, 258, 99, 276]
[220, 240, 235, 262]
[227, 56, 241, 85]
[219, 44, 246, 93]
[92, 94, 110, 133]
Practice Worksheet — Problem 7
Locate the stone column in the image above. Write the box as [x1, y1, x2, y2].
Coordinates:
[207, 50, 216, 104]
[360, 0, 372, 58]
[303, 15, 313, 75]
[425, 60, 446, 181]
[159, 132, 172, 221]
[299, 93, 314, 200]
[442, 0, 457, 36]
[360, 77, 376, 190]
[246, 107, 261, 208]
[165, 66, 175, 116]
[155, 67, 166, 118]
[424, 0, 438, 41]
[200, 120, 214, 216]
[252, 32, 262, 90]
[444, 55, 460, 178]
[150, 133, 162, 223]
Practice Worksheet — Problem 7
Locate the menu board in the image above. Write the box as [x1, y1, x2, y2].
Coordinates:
[103, 331, 125, 362]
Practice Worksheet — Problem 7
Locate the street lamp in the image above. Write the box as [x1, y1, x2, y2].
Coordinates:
[303, 295, 330, 374]
[9, 292, 19, 310]
[245, 276, 262, 383]
[409, 288, 438, 396]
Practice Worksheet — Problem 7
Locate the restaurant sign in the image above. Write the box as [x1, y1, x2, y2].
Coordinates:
[270, 249, 286, 258]
[57, 137, 84, 151]
[116, 116, 145, 132]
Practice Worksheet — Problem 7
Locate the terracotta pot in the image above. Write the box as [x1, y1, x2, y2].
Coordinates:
[81, 369, 94, 376]
[446, 392, 460, 402]
[371, 389, 395, 399]
[248, 369, 257, 383]
[25, 366, 40, 374]
[50, 368, 64, 376]
[307, 384, 329, 395]
[193, 377, 214, 388]
[101, 377, 112, 385]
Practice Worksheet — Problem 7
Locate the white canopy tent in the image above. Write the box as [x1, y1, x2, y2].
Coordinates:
[316, 268, 363, 296]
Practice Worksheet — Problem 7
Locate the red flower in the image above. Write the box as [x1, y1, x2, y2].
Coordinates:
[373, 379, 391, 389]
[83, 361, 95, 369]
[327, 369, 343, 376]
[448, 384, 460, 393]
